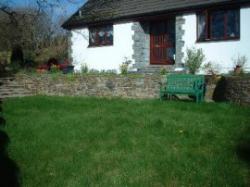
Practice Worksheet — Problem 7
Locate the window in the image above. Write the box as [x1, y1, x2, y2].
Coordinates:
[89, 25, 113, 47]
[197, 8, 240, 41]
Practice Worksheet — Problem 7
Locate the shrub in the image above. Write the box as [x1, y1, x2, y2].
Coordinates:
[0, 51, 11, 65]
[8, 61, 21, 73]
[81, 63, 89, 74]
[97, 69, 118, 75]
[120, 57, 132, 75]
[50, 65, 60, 73]
[232, 54, 247, 68]
[23, 50, 37, 68]
[88, 69, 99, 74]
[232, 55, 248, 75]
[160, 68, 167, 75]
[120, 63, 129, 75]
[100, 70, 106, 74]
[105, 69, 117, 74]
[202, 62, 220, 75]
[185, 47, 205, 74]
[0, 51, 13, 75]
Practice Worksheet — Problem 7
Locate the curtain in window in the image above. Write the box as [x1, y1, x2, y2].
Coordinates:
[211, 10, 225, 39]
[197, 9, 240, 41]
[197, 13, 206, 40]
[89, 25, 113, 46]
[227, 10, 240, 38]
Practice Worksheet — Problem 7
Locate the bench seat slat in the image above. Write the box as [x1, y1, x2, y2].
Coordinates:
[160, 74, 205, 103]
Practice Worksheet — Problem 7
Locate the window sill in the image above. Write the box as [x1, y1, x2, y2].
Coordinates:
[88, 44, 113, 48]
[196, 37, 240, 43]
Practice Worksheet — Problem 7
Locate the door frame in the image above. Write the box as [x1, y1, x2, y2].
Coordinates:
[149, 18, 175, 65]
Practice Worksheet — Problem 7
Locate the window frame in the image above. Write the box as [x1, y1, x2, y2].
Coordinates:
[196, 8, 240, 42]
[88, 24, 114, 47]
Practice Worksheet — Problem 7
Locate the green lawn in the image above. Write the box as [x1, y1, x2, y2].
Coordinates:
[2, 96, 250, 186]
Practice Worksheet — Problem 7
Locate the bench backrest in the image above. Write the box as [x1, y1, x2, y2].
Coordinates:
[166, 74, 205, 93]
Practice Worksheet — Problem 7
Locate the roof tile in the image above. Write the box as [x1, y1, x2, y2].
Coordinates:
[63, 0, 250, 29]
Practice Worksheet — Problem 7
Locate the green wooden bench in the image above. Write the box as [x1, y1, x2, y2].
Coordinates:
[160, 74, 205, 103]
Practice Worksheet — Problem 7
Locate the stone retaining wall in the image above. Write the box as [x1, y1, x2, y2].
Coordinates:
[14, 74, 163, 99]
[225, 76, 250, 105]
[1, 74, 249, 105]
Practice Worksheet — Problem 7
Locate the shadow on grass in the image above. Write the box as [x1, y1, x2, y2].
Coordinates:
[213, 77, 227, 102]
[236, 127, 250, 165]
[236, 126, 250, 186]
[161, 95, 196, 103]
[0, 99, 20, 187]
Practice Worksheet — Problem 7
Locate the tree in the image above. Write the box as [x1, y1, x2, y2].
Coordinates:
[0, 0, 77, 68]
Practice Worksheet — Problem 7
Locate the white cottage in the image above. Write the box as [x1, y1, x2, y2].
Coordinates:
[62, 0, 250, 73]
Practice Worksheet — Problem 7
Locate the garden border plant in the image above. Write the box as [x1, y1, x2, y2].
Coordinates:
[185, 47, 206, 74]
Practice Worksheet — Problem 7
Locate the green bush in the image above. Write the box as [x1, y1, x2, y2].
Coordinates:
[202, 62, 220, 75]
[160, 68, 167, 75]
[185, 47, 205, 74]
[23, 50, 37, 68]
[232, 54, 248, 75]
[0, 51, 11, 65]
[232, 54, 247, 68]
[88, 69, 99, 74]
[120, 63, 129, 75]
[120, 57, 132, 75]
[50, 65, 61, 74]
[81, 63, 89, 74]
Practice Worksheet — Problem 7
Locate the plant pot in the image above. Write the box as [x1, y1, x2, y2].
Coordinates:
[63, 65, 74, 74]
[234, 65, 242, 75]
[36, 68, 47, 74]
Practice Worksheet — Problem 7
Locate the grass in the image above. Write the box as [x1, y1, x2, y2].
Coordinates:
[17, 71, 148, 79]
[1, 96, 250, 187]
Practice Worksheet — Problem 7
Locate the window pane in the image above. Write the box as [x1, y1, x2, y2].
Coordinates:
[211, 10, 225, 39]
[167, 19, 176, 44]
[167, 47, 175, 62]
[105, 25, 113, 44]
[98, 30, 105, 44]
[89, 25, 113, 46]
[226, 9, 239, 38]
[197, 8, 240, 41]
[197, 12, 206, 40]
[89, 29, 97, 45]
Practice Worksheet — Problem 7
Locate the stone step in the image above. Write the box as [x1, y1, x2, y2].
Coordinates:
[0, 77, 15, 81]
[0, 87, 27, 91]
[0, 88, 32, 93]
[0, 87, 29, 91]
[0, 79, 20, 82]
[0, 93, 33, 99]
[0, 79, 20, 83]
[0, 88, 32, 92]
[0, 84, 26, 88]
[0, 93, 33, 97]
[0, 86, 36, 90]
[0, 92, 33, 97]
[0, 88, 33, 92]
[0, 83, 22, 87]
[137, 65, 175, 74]
[0, 88, 31, 92]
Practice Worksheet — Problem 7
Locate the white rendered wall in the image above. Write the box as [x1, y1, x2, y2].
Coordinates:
[182, 7, 250, 73]
[70, 22, 134, 72]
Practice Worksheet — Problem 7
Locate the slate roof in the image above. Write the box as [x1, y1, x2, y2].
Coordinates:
[62, 0, 250, 29]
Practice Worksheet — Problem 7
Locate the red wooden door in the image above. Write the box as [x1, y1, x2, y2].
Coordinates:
[150, 20, 175, 65]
